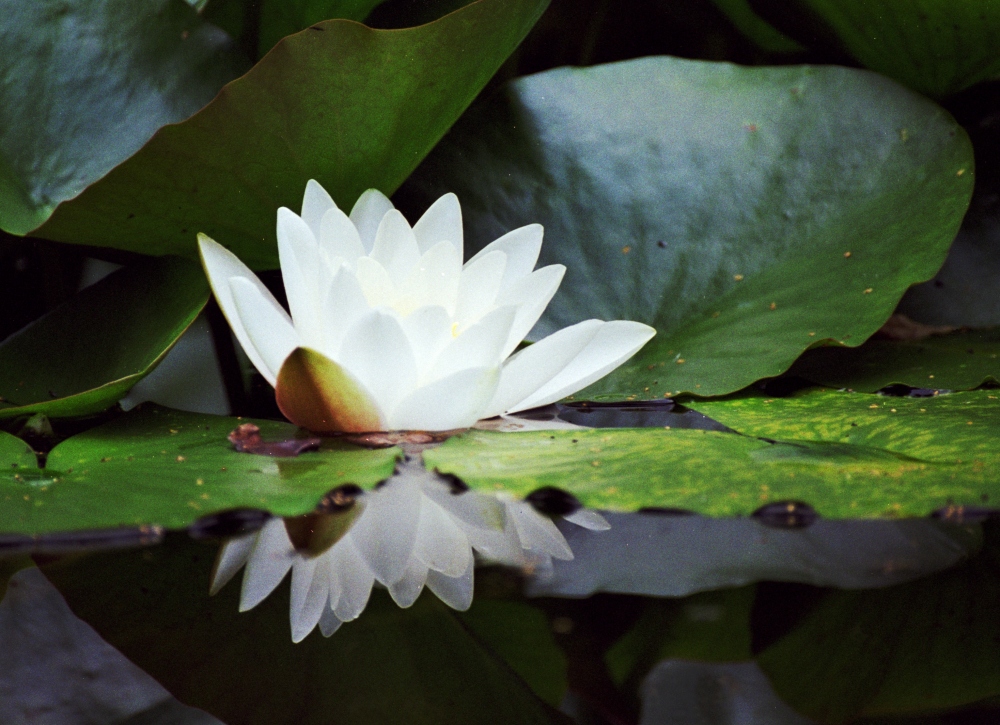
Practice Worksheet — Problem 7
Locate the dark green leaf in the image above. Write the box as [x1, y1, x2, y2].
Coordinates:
[708, 0, 804, 52]
[32, 0, 550, 269]
[257, 0, 385, 57]
[401, 57, 973, 399]
[0, 0, 246, 235]
[789, 328, 1000, 392]
[757, 524, 1000, 722]
[424, 393, 1000, 517]
[0, 257, 209, 421]
[753, 0, 1000, 98]
[42, 536, 568, 725]
[0, 406, 398, 535]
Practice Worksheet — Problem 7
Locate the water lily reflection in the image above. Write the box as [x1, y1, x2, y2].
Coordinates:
[197, 181, 655, 433]
[211, 459, 608, 642]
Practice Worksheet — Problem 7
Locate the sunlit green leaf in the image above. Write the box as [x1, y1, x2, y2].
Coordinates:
[0, 257, 209, 421]
[758, 524, 1000, 722]
[0, 0, 246, 235]
[31, 0, 549, 269]
[789, 329, 1000, 392]
[401, 57, 973, 399]
[43, 537, 569, 725]
[0, 406, 398, 535]
[750, 0, 1000, 97]
[424, 397, 1000, 517]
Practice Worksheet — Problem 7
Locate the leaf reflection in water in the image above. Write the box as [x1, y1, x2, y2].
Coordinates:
[210, 456, 608, 642]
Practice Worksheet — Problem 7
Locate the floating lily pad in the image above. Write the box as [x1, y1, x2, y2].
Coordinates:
[0, 431, 35, 471]
[0, 257, 209, 421]
[401, 56, 973, 399]
[42, 537, 568, 725]
[31, 0, 549, 269]
[0, 0, 246, 235]
[0, 406, 399, 535]
[789, 329, 1000, 392]
[424, 412, 1000, 519]
[686, 388, 1000, 465]
[757, 525, 1000, 722]
[749, 0, 1000, 97]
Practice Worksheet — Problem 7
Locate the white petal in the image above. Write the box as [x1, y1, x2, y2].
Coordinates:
[370, 209, 422, 287]
[484, 319, 603, 418]
[228, 276, 300, 387]
[291, 557, 332, 643]
[319, 206, 366, 263]
[466, 224, 542, 294]
[414, 496, 473, 577]
[354, 256, 396, 308]
[387, 556, 428, 608]
[319, 265, 371, 357]
[508, 501, 574, 561]
[426, 561, 474, 611]
[277, 207, 324, 345]
[388, 366, 499, 431]
[496, 265, 566, 358]
[416, 241, 462, 313]
[430, 306, 515, 381]
[349, 478, 422, 585]
[289, 556, 318, 622]
[563, 508, 611, 531]
[198, 235, 294, 387]
[413, 192, 463, 257]
[399, 305, 452, 380]
[301, 179, 337, 239]
[349, 189, 395, 252]
[456, 251, 507, 329]
[210, 533, 255, 595]
[331, 537, 376, 621]
[240, 519, 295, 611]
[338, 310, 418, 416]
[319, 605, 344, 637]
[509, 320, 656, 413]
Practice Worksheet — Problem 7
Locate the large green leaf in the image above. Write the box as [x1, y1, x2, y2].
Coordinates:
[400, 56, 973, 399]
[0, 257, 209, 421]
[708, 0, 804, 52]
[42, 537, 568, 725]
[0, 406, 398, 535]
[257, 0, 386, 57]
[687, 388, 1000, 465]
[30, 0, 549, 269]
[789, 328, 1000, 392]
[424, 398, 1000, 518]
[0, 0, 246, 235]
[749, 0, 1000, 98]
[757, 525, 1000, 722]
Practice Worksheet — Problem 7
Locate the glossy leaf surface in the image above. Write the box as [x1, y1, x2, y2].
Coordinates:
[32, 0, 549, 269]
[0, 257, 209, 420]
[401, 57, 973, 399]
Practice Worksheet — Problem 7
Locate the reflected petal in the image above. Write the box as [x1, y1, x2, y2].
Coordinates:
[210, 533, 255, 595]
[414, 496, 473, 577]
[349, 477, 422, 585]
[387, 556, 428, 608]
[240, 519, 295, 611]
[331, 536, 376, 621]
[426, 561, 474, 611]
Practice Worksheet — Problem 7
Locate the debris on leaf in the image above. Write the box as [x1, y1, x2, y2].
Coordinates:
[227, 423, 321, 457]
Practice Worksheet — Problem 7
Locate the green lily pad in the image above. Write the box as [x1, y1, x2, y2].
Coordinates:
[0, 406, 399, 535]
[42, 537, 568, 725]
[686, 388, 1000, 465]
[0, 430, 36, 470]
[789, 329, 1000, 392]
[0, 0, 246, 235]
[30, 0, 549, 269]
[750, 0, 1000, 98]
[0, 257, 209, 421]
[424, 410, 1000, 519]
[757, 524, 1000, 722]
[257, 0, 386, 57]
[401, 56, 973, 399]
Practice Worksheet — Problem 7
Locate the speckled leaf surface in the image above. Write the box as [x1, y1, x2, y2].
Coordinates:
[401, 57, 973, 400]
[789, 329, 1000, 392]
[0, 407, 398, 535]
[0, 431, 35, 472]
[424, 415, 1000, 519]
[31, 0, 549, 269]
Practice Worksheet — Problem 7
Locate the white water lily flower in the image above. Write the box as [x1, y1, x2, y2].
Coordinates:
[198, 181, 655, 432]
[211, 459, 608, 642]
